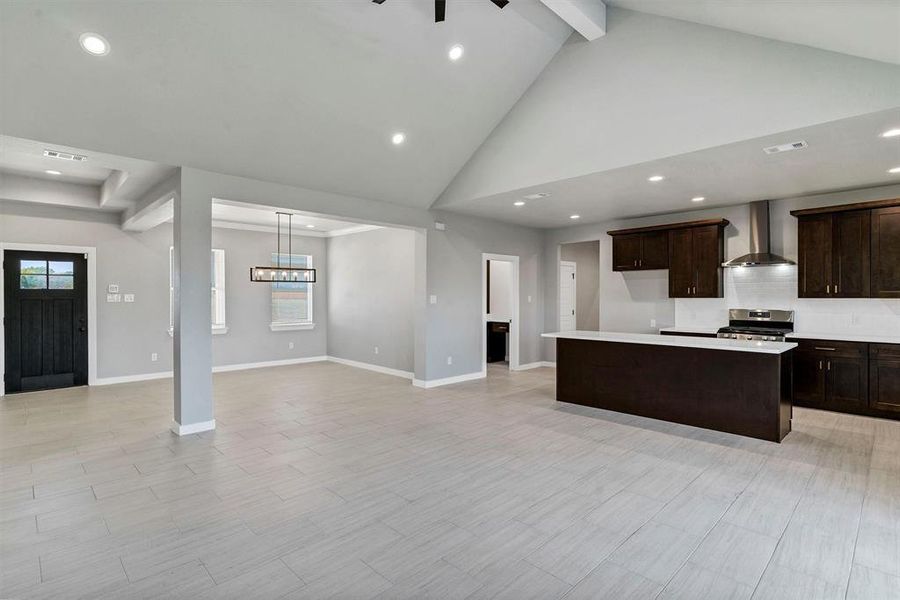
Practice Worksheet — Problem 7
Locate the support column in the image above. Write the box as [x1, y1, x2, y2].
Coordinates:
[171, 170, 214, 435]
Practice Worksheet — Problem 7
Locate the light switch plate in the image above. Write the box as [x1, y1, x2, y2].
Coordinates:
[429, 295, 437, 304]
[106, 293, 121, 303]
[107, 284, 119, 293]
[124, 294, 135, 303]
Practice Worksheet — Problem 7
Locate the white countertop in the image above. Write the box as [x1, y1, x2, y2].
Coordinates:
[542, 331, 796, 354]
[787, 332, 900, 345]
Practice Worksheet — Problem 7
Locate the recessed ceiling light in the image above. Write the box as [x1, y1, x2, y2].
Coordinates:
[391, 132, 405, 145]
[513, 201, 525, 207]
[889, 167, 900, 174]
[647, 175, 664, 182]
[570, 214, 580, 220]
[881, 128, 900, 138]
[691, 196, 705, 202]
[448, 44, 464, 61]
[79, 32, 109, 56]
[306, 224, 316, 228]
[45, 169, 62, 176]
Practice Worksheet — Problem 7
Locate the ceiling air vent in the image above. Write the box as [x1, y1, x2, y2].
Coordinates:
[763, 140, 808, 155]
[43, 149, 88, 162]
[522, 192, 550, 201]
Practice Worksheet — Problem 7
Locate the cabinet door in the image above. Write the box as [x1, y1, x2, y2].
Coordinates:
[825, 356, 868, 410]
[794, 351, 826, 405]
[668, 229, 694, 298]
[871, 206, 900, 298]
[692, 225, 723, 298]
[832, 211, 870, 298]
[798, 215, 833, 298]
[641, 231, 669, 270]
[612, 235, 642, 271]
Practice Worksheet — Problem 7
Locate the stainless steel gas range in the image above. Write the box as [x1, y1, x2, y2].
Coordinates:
[716, 308, 794, 342]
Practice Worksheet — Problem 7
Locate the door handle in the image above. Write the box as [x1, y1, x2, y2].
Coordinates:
[826, 284, 831, 294]
[814, 347, 836, 351]
[818, 360, 823, 370]
[827, 360, 831, 371]
[78, 327, 86, 333]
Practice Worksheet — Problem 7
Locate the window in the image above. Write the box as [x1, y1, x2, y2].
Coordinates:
[169, 248, 227, 335]
[270, 253, 314, 331]
[20, 260, 74, 289]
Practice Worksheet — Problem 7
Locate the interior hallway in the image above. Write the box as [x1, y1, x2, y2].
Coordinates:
[1, 364, 898, 599]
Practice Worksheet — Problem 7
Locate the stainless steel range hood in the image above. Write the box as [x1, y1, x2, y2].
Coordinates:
[723, 200, 795, 268]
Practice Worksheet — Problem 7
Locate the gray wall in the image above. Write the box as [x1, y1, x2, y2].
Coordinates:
[560, 240, 599, 331]
[542, 183, 900, 361]
[326, 227, 415, 373]
[0, 201, 327, 379]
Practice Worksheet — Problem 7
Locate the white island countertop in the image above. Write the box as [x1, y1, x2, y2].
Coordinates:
[542, 331, 797, 354]
[786, 332, 900, 345]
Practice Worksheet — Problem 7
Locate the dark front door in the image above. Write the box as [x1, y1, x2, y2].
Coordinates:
[4, 251, 88, 393]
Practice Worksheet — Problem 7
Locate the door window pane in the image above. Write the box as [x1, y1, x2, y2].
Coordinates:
[49, 276, 74, 289]
[20, 274, 47, 289]
[49, 261, 74, 275]
[21, 260, 47, 274]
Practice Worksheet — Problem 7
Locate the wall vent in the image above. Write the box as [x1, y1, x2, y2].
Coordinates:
[763, 140, 808, 155]
[43, 149, 88, 161]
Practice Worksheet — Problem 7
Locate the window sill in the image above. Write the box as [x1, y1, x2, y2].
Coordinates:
[168, 326, 229, 337]
[270, 322, 315, 332]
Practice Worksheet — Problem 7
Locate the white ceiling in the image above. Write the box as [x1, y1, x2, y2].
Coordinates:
[210, 200, 383, 235]
[0, 135, 175, 210]
[0, 0, 571, 209]
[607, 0, 900, 65]
[445, 108, 900, 228]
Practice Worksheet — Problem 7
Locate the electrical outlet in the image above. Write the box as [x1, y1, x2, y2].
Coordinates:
[374, 346, 379, 355]
[527, 295, 532, 303]
[447, 356, 453, 365]
[650, 319, 657, 328]
[429, 295, 437, 305]
[151, 353, 158, 362]
[288, 342, 295, 350]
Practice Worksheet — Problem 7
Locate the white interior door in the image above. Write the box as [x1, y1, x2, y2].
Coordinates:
[559, 261, 577, 331]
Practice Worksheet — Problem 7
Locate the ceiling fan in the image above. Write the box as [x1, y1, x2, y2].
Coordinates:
[372, 0, 509, 23]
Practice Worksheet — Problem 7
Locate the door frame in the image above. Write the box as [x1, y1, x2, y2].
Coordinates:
[1, 243, 98, 396]
[559, 260, 577, 331]
[482, 253, 519, 372]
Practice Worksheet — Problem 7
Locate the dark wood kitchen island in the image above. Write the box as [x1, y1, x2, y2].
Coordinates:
[543, 331, 796, 442]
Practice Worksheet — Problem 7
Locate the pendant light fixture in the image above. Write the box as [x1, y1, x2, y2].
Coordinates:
[249, 212, 317, 283]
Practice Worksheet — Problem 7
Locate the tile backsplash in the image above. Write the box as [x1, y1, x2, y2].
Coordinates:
[674, 265, 900, 337]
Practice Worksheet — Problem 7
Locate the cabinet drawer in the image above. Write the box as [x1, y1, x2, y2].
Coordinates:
[871, 343, 900, 359]
[793, 339, 867, 358]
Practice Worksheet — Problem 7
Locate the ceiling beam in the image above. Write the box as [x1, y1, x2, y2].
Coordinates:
[539, 0, 606, 40]
[121, 170, 178, 231]
[0, 172, 101, 210]
[99, 169, 129, 207]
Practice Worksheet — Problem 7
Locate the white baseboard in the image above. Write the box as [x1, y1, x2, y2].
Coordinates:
[94, 371, 174, 386]
[512, 361, 555, 371]
[326, 356, 413, 379]
[171, 419, 216, 436]
[213, 356, 328, 372]
[541, 361, 557, 368]
[413, 370, 486, 389]
[93, 356, 329, 386]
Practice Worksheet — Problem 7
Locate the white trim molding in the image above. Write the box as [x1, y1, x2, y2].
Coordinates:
[269, 321, 315, 332]
[0, 242, 98, 396]
[512, 361, 556, 371]
[171, 419, 216, 436]
[327, 356, 413, 379]
[94, 356, 329, 386]
[413, 370, 486, 389]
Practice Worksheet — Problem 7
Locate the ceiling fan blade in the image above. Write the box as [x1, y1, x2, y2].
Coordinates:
[435, 0, 446, 22]
[489, 0, 509, 8]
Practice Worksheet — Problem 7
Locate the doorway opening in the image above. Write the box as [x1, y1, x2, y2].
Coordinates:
[559, 240, 600, 332]
[482, 253, 519, 375]
[2, 249, 90, 393]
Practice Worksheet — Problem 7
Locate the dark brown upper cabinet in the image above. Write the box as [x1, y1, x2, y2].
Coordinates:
[797, 211, 869, 298]
[872, 206, 900, 298]
[792, 198, 899, 299]
[668, 224, 724, 298]
[611, 231, 668, 271]
[608, 219, 728, 297]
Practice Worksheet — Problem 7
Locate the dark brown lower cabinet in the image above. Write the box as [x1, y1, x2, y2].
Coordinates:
[870, 344, 900, 413]
[793, 339, 898, 419]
